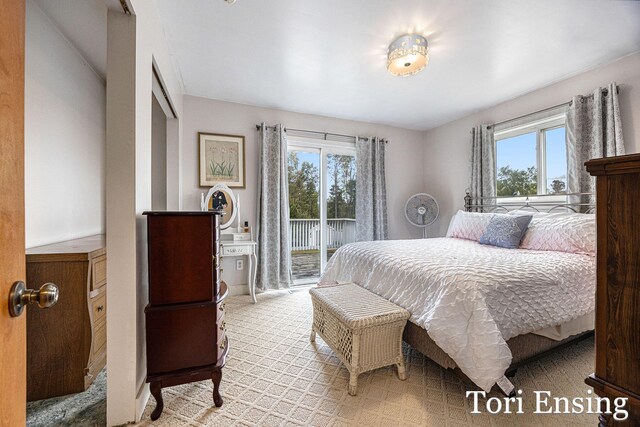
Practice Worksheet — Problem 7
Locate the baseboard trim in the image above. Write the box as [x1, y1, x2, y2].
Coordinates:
[135, 382, 150, 422]
[228, 283, 248, 296]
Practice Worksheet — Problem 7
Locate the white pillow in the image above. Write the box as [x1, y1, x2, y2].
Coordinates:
[445, 211, 459, 237]
[446, 210, 493, 241]
[519, 213, 596, 255]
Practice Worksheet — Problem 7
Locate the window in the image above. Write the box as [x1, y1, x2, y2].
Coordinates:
[495, 113, 567, 197]
[287, 137, 356, 284]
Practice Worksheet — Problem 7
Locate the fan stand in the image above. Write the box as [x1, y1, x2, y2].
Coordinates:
[422, 227, 428, 239]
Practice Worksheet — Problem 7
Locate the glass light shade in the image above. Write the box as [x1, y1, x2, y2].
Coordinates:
[387, 34, 429, 76]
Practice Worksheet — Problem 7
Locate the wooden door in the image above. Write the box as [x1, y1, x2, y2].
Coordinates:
[0, 0, 26, 425]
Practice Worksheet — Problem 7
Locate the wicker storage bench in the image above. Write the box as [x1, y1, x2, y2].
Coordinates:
[309, 284, 410, 395]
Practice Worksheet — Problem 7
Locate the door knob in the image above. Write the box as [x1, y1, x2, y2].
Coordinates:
[8, 281, 59, 317]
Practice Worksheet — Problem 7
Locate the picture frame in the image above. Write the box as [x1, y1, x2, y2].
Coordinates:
[199, 132, 246, 188]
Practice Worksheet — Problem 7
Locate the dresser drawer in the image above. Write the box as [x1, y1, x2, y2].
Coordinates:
[231, 233, 251, 241]
[91, 255, 107, 291]
[147, 215, 216, 305]
[146, 303, 218, 375]
[93, 318, 106, 359]
[91, 293, 107, 323]
[221, 245, 252, 256]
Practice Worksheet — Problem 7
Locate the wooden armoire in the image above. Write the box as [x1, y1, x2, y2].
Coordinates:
[585, 153, 640, 426]
[143, 211, 228, 421]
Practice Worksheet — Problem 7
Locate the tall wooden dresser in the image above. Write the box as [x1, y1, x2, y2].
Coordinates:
[25, 235, 107, 401]
[585, 153, 640, 426]
[143, 211, 228, 421]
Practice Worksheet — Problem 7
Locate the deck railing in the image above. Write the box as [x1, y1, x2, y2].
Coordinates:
[289, 218, 356, 251]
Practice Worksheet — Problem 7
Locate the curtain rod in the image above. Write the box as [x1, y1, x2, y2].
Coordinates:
[491, 85, 619, 129]
[491, 101, 569, 129]
[255, 124, 388, 143]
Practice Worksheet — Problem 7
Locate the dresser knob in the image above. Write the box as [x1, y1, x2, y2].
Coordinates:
[219, 304, 225, 312]
[97, 305, 104, 312]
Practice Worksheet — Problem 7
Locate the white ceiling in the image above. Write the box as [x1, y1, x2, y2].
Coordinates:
[156, 0, 640, 131]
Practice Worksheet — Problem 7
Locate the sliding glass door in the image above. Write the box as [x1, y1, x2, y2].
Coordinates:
[288, 139, 356, 283]
[326, 154, 356, 265]
[288, 149, 321, 281]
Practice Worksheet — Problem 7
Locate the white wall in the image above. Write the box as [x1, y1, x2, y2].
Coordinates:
[106, 1, 184, 425]
[151, 95, 167, 210]
[423, 52, 640, 237]
[106, 11, 137, 426]
[25, 0, 106, 248]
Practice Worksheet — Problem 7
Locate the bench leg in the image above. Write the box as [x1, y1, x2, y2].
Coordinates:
[397, 337, 408, 380]
[396, 361, 407, 381]
[310, 329, 316, 342]
[348, 372, 358, 396]
[348, 333, 360, 396]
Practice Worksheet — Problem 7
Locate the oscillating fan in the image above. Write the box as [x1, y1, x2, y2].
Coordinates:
[404, 193, 439, 238]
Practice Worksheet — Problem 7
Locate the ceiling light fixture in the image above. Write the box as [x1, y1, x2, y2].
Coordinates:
[387, 34, 428, 77]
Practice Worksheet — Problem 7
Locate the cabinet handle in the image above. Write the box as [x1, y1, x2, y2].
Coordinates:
[97, 305, 104, 312]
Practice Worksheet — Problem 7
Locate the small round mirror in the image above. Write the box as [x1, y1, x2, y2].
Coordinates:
[203, 184, 237, 229]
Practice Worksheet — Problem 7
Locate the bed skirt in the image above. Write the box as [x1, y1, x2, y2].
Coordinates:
[402, 320, 593, 373]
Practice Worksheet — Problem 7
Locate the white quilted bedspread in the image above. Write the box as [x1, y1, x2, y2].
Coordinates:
[319, 237, 595, 392]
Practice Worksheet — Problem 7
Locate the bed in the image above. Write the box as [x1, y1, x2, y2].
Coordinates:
[318, 193, 596, 394]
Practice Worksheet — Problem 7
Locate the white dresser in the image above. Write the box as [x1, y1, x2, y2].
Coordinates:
[220, 234, 258, 303]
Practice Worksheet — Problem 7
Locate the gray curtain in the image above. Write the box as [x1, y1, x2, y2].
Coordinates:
[469, 125, 496, 210]
[567, 82, 625, 201]
[256, 123, 292, 291]
[355, 137, 388, 241]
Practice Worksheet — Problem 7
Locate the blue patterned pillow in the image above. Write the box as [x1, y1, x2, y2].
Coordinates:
[479, 214, 533, 249]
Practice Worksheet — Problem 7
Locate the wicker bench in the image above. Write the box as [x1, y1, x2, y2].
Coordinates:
[309, 284, 410, 395]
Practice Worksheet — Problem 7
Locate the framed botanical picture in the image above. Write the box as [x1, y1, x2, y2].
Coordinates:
[199, 132, 245, 188]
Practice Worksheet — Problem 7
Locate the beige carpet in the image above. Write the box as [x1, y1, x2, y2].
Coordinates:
[136, 289, 597, 426]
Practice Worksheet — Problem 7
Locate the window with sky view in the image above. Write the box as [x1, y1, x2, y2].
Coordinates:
[496, 126, 567, 197]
